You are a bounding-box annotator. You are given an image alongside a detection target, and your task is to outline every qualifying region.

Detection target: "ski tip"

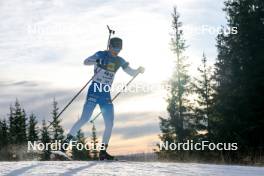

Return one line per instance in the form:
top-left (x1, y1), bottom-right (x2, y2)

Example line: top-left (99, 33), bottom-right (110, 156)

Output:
top-left (50, 151), bottom-right (72, 161)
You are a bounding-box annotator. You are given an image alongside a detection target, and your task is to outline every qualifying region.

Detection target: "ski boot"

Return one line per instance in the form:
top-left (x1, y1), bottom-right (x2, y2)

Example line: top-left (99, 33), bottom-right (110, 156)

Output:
top-left (99, 144), bottom-right (115, 160)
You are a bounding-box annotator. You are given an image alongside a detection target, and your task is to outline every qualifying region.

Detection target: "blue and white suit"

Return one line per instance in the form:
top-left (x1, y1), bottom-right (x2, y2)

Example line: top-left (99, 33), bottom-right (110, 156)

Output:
top-left (69, 50), bottom-right (139, 144)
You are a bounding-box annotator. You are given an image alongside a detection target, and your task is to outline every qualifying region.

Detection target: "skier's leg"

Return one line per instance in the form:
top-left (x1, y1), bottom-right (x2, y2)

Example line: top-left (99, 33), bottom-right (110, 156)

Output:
top-left (99, 102), bottom-right (114, 145)
top-left (98, 101), bottom-right (115, 160)
top-left (68, 99), bottom-right (96, 136)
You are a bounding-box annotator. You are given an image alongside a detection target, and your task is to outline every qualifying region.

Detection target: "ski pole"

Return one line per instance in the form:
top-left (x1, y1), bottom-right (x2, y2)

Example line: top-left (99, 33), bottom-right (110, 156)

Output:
top-left (47, 76), bottom-right (95, 129)
top-left (89, 72), bottom-right (141, 123)
top-left (47, 25), bottom-right (115, 129)
top-left (107, 25), bottom-right (115, 49)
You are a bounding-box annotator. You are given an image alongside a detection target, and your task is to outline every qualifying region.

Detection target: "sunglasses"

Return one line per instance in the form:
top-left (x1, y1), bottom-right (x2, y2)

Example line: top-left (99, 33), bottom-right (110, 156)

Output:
top-left (112, 47), bottom-right (121, 53)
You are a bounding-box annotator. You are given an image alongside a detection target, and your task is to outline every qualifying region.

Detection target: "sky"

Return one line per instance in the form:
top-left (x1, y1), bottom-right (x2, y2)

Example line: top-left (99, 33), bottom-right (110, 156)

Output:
top-left (0, 0), bottom-right (226, 154)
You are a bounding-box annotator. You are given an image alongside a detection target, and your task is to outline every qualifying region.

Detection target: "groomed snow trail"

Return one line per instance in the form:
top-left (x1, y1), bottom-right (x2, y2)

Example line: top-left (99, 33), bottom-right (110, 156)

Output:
top-left (0, 161), bottom-right (263, 176)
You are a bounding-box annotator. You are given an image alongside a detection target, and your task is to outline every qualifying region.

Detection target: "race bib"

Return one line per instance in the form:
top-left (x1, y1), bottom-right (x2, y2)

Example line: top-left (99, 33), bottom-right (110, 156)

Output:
top-left (93, 68), bottom-right (115, 85)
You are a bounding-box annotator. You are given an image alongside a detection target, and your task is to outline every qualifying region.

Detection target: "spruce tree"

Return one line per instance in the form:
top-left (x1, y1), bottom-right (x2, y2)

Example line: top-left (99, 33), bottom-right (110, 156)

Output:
top-left (8, 100), bottom-right (27, 144)
top-left (91, 123), bottom-right (98, 160)
top-left (1, 120), bottom-right (8, 147)
top-left (158, 7), bottom-right (194, 161)
top-left (193, 53), bottom-right (214, 133)
top-left (8, 106), bottom-right (16, 144)
top-left (28, 113), bottom-right (39, 142)
top-left (213, 0), bottom-right (264, 160)
top-left (0, 120), bottom-right (3, 148)
top-left (50, 99), bottom-right (64, 143)
top-left (19, 109), bottom-right (27, 143)
top-left (0, 120), bottom-right (4, 149)
top-left (157, 116), bottom-right (175, 159)
top-left (159, 7), bottom-right (193, 145)
top-left (72, 130), bottom-right (91, 160)
top-left (0, 119), bottom-right (9, 160)
top-left (40, 120), bottom-right (51, 160)
top-left (169, 7), bottom-right (193, 141)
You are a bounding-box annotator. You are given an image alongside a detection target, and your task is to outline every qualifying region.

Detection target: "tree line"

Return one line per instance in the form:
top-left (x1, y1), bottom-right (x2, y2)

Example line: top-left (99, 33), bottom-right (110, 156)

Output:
top-left (158, 0), bottom-right (264, 164)
top-left (0, 99), bottom-right (99, 161)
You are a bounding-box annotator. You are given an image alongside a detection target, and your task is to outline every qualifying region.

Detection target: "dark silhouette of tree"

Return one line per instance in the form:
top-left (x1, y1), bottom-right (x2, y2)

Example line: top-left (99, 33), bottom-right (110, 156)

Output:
top-left (28, 113), bottom-right (39, 142)
top-left (159, 7), bottom-right (193, 145)
top-left (0, 119), bottom-right (9, 160)
top-left (212, 0), bottom-right (264, 161)
top-left (40, 120), bottom-right (51, 160)
top-left (168, 6), bottom-right (193, 142)
top-left (50, 99), bottom-right (64, 144)
top-left (158, 7), bottom-right (194, 160)
top-left (91, 123), bottom-right (99, 160)
top-left (8, 106), bottom-right (15, 144)
top-left (0, 119), bottom-right (9, 149)
top-left (72, 130), bottom-right (91, 160)
top-left (8, 100), bottom-right (27, 144)
top-left (193, 53), bottom-right (214, 133)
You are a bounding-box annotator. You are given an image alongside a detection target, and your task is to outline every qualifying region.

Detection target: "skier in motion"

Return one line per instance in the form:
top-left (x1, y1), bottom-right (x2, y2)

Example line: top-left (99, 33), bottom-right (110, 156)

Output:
top-left (67, 37), bottom-right (144, 160)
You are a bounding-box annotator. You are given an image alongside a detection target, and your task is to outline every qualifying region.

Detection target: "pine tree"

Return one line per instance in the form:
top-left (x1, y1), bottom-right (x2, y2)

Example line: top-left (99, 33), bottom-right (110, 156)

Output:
top-left (72, 130), bottom-right (91, 160)
top-left (40, 120), bottom-right (51, 160)
top-left (193, 53), bottom-right (214, 133)
top-left (91, 123), bottom-right (98, 160)
top-left (28, 113), bottom-right (39, 142)
top-left (50, 99), bottom-right (64, 144)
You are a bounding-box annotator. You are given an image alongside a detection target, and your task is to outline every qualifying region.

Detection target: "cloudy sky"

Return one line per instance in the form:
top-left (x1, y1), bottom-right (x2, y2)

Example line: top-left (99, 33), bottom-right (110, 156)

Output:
top-left (0, 0), bottom-right (226, 154)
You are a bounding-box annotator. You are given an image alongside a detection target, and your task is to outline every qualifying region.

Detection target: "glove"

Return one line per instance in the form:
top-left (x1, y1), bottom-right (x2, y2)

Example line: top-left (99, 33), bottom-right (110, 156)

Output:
top-left (137, 66), bottom-right (145, 74)
top-left (96, 58), bottom-right (107, 66)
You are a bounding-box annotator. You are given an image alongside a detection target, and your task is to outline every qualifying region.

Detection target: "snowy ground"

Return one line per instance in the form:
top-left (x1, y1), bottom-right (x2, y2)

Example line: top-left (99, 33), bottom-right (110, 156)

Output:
top-left (0, 161), bottom-right (263, 176)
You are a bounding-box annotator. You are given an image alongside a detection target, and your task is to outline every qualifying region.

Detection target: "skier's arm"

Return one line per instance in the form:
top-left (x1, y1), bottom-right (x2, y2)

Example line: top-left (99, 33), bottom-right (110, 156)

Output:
top-left (83, 54), bottom-right (98, 65)
top-left (120, 57), bottom-right (145, 76)
top-left (123, 66), bottom-right (140, 77)
top-left (84, 51), bottom-right (107, 65)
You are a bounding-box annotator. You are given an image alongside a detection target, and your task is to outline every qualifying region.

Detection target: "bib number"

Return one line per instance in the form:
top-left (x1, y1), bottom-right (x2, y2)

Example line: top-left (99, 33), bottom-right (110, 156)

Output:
top-left (93, 68), bottom-right (115, 85)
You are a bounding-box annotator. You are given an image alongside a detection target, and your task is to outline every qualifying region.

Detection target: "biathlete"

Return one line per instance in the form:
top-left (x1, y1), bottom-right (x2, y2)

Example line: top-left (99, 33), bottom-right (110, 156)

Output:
top-left (67, 37), bottom-right (145, 160)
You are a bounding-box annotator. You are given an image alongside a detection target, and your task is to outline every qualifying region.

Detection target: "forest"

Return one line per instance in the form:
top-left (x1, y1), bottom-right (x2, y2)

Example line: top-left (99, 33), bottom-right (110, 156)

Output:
top-left (0, 99), bottom-right (99, 161)
top-left (157, 0), bottom-right (264, 164)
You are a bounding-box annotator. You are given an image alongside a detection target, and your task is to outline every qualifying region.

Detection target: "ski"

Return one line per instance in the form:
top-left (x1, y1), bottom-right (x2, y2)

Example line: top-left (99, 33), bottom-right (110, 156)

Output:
top-left (50, 151), bottom-right (72, 161)
top-left (98, 159), bottom-right (128, 162)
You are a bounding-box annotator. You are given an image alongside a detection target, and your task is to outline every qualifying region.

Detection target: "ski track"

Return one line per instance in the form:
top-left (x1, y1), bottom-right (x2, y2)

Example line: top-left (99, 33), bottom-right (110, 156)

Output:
top-left (0, 161), bottom-right (263, 176)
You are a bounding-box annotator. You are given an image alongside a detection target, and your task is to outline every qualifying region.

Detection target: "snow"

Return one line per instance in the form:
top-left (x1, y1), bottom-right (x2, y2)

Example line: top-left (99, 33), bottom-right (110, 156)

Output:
top-left (0, 161), bottom-right (263, 176)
